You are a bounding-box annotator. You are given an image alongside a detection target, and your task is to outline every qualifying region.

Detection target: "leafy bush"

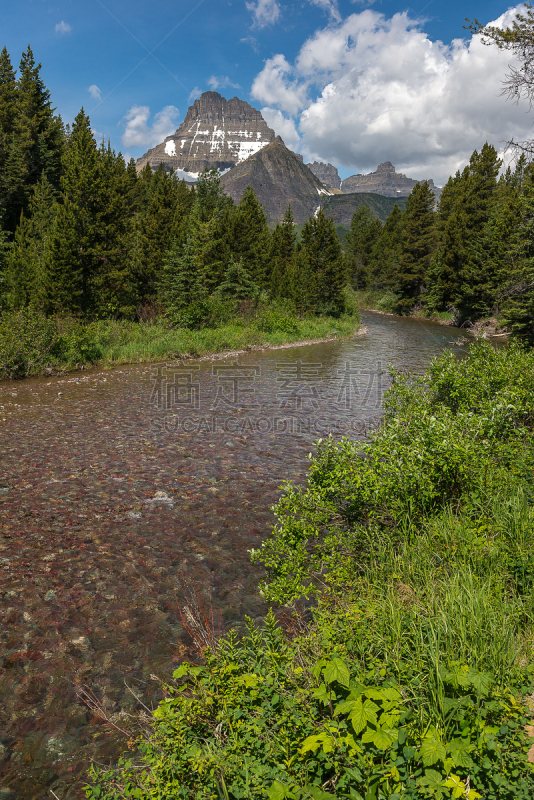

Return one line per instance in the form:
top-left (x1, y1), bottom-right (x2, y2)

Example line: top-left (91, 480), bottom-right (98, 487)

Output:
top-left (0, 311), bottom-right (102, 378)
top-left (255, 308), bottom-right (300, 335)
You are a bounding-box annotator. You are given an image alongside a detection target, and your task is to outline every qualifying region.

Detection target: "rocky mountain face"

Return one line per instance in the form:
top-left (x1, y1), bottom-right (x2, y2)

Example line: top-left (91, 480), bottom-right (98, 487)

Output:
top-left (341, 161), bottom-right (440, 200)
top-left (307, 161), bottom-right (341, 190)
top-left (136, 92), bottom-right (276, 177)
top-left (220, 137), bottom-right (331, 224)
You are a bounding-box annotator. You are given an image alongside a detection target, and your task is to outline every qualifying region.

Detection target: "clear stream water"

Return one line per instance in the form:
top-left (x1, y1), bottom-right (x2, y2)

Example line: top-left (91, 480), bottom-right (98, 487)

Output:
top-left (0, 312), bottom-right (471, 800)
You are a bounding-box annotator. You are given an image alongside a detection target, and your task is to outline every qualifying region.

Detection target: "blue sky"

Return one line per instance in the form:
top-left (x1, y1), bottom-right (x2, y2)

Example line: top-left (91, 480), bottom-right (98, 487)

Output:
top-left (3, 1), bottom-right (531, 184)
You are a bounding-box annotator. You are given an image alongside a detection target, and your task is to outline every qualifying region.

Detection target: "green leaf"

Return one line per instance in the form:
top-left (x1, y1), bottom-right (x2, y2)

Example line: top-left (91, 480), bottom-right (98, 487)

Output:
top-left (419, 738), bottom-right (447, 766)
top-left (418, 769), bottom-right (445, 789)
top-left (267, 780), bottom-right (293, 800)
top-left (447, 738), bottom-right (474, 768)
top-left (362, 727), bottom-right (397, 749)
top-left (312, 683), bottom-right (331, 705)
top-left (323, 658), bottom-right (350, 688)
top-left (350, 697), bottom-right (379, 734)
top-left (468, 669), bottom-right (493, 696)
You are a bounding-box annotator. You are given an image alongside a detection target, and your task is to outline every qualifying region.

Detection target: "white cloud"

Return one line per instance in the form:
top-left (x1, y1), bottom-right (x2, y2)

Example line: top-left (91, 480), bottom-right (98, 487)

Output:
top-left (246, 0), bottom-right (281, 28)
top-left (88, 85), bottom-right (101, 101)
top-left (250, 5), bottom-right (534, 185)
top-left (261, 107), bottom-right (301, 150)
top-left (188, 86), bottom-right (202, 103)
top-left (208, 75), bottom-right (242, 91)
top-left (55, 20), bottom-right (72, 35)
top-left (308, 0), bottom-right (341, 23)
top-left (121, 105), bottom-right (180, 149)
top-left (241, 36), bottom-right (259, 53)
top-left (251, 54), bottom-right (308, 115)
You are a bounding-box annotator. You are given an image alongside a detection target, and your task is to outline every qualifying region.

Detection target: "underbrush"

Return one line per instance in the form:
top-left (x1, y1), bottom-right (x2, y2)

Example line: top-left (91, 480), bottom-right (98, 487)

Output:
top-left (86, 341), bottom-right (534, 800)
top-left (0, 302), bottom-right (360, 379)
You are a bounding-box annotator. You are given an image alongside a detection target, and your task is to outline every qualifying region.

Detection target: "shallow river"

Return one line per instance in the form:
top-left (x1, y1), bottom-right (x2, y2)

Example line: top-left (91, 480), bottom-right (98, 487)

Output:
top-left (0, 312), bottom-right (469, 800)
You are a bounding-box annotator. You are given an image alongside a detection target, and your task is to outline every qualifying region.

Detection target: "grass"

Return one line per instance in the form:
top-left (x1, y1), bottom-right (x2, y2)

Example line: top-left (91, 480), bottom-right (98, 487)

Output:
top-left (352, 289), bottom-right (455, 324)
top-left (0, 307), bottom-right (360, 380)
top-left (90, 313), bottom-right (360, 366)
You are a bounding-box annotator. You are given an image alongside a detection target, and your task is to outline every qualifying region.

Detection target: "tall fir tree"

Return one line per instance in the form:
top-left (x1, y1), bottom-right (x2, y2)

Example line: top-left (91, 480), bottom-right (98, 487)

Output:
top-left (0, 47), bottom-right (17, 204)
top-left (346, 206), bottom-right (382, 289)
top-left (270, 204), bottom-right (296, 299)
top-left (5, 174), bottom-right (58, 310)
top-left (396, 181), bottom-right (437, 312)
top-left (301, 209), bottom-right (345, 315)
top-left (228, 186), bottom-right (270, 287)
top-left (134, 164), bottom-right (178, 303)
top-left (367, 203), bottom-right (403, 291)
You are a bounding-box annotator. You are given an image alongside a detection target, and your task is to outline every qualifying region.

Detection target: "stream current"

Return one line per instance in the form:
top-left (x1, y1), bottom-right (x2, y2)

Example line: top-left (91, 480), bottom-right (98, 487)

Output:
top-left (0, 311), bottom-right (470, 799)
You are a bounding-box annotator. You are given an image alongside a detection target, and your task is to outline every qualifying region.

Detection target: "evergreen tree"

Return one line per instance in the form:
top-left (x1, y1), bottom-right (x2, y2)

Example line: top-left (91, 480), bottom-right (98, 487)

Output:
top-left (5, 174), bottom-right (57, 310)
top-left (500, 166), bottom-right (534, 342)
top-left (367, 203), bottom-right (403, 290)
top-left (2, 46), bottom-right (64, 231)
top-left (270, 205), bottom-right (296, 299)
top-left (428, 169), bottom-right (469, 311)
top-left (301, 209), bottom-right (345, 315)
top-left (457, 144), bottom-right (502, 319)
top-left (287, 244), bottom-right (314, 315)
top-left (0, 47), bottom-right (17, 180)
top-left (186, 167), bottom-right (233, 292)
top-left (346, 206), bottom-right (382, 289)
top-left (134, 164), bottom-right (178, 302)
top-left (396, 181), bottom-right (437, 312)
top-left (228, 186), bottom-right (270, 287)
top-left (217, 257), bottom-right (257, 300)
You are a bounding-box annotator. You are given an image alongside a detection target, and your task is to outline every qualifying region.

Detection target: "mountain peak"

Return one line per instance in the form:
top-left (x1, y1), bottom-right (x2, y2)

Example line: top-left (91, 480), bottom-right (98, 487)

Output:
top-left (136, 91), bottom-right (276, 177)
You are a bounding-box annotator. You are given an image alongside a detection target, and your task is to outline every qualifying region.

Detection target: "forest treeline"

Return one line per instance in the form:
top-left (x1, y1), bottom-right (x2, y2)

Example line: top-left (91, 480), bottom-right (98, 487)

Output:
top-left (0, 46), bottom-right (347, 327)
top-left (347, 144), bottom-right (534, 340)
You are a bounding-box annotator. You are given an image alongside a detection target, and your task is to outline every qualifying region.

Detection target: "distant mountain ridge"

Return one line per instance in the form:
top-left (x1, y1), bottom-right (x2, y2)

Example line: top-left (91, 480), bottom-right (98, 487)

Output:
top-left (137, 92), bottom-right (441, 220)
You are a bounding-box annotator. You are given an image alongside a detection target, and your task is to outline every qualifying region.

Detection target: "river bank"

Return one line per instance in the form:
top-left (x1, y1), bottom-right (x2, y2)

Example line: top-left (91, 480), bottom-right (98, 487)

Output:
top-left (352, 290), bottom-right (511, 336)
top-left (89, 339), bottom-right (534, 800)
top-left (0, 312), bottom-right (476, 800)
top-left (0, 309), bottom-right (361, 381)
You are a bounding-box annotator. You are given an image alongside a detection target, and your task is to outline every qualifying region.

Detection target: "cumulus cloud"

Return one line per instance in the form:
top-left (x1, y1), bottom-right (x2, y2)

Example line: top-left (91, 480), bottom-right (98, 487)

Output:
top-left (250, 5), bottom-right (533, 185)
top-left (246, 0), bottom-right (281, 28)
top-left (251, 54), bottom-right (308, 115)
top-left (261, 107), bottom-right (301, 150)
top-left (88, 85), bottom-right (101, 101)
top-left (208, 75), bottom-right (242, 91)
top-left (55, 21), bottom-right (72, 35)
top-left (308, 0), bottom-right (341, 23)
top-left (121, 105), bottom-right (180, 149)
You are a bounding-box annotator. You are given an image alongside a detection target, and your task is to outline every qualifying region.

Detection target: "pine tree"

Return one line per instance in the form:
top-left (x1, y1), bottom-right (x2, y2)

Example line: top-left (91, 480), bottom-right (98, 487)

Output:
top-left (346, 206), bottom-right (382, 289)
top-left (301, 209), bottom-right (345, 315)
top-left (228, 186), bottom-right (270, 287)
top-left (217, 257), bottom-right (257, 300)
top-left (396, 181), bottom-right (437, 312)
top-left (500, 165), bottom-right (534, 341)
top-left (457, 143), bottom-right (502, 320)
top-left (367, 203), bottom-right (403, 290)
top-left (287, 244), bottom-right (314, 315)
top-left (186, 167), bottom-right (233, 292)
top-left (5, 174), bottom-right (58, 310)
top-left (0, 47), bottom-right (17, 177)
top-left (134, 164), bottom-right (178, 302)
top-left (428, 169), bottom-right (469, 311)
top-left (270, 205), bottom-right (296, 299)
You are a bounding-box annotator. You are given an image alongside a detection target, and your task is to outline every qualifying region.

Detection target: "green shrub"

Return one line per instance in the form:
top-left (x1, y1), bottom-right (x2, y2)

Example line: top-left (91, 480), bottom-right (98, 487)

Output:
top-left (0, 310), bottom-right (60, 378)
top-left (255, 308), bottom-right (300, 335)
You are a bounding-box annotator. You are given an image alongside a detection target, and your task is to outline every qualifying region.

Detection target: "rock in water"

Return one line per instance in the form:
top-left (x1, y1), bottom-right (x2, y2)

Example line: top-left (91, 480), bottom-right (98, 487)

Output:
top-left (136, 91), bottom-right (276, 177)
top-left (220, 137), bottom-right (332, 224)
